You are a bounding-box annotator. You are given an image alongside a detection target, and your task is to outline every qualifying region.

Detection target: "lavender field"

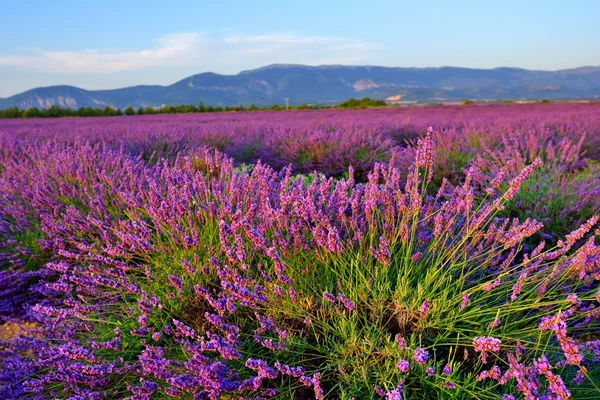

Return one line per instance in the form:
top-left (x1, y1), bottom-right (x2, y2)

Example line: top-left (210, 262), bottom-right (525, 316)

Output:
top-left (1, 103), bottom-right (600, 399)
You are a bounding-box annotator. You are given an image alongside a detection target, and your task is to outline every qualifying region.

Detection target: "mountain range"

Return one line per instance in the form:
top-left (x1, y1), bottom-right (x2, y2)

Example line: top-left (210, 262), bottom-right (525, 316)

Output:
top-left (2, 64), bottom-right (600, 109)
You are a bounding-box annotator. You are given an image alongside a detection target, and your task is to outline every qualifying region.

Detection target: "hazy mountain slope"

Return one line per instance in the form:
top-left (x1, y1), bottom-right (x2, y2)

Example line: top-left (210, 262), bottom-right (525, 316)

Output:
top-left (3, 65), bottom-right (600, 109)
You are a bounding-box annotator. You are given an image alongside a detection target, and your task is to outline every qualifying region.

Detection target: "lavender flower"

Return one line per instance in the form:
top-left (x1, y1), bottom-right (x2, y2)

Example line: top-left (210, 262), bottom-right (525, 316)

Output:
top-left (460, 292), bottom-right (470, 310)
top-left (168, 275), bottom-right (184, 293)
top-left (419, 300), bottom-right (429, 317)
top-left (413, 347), bottom-right (429, 365)
top-left (323, 291), bottom-right (336, 303)
top-left (473, 337), bottom-right (502, 364)
top-left (337, 293), bottom-right (355, 311)
top-left (443, 363), bottom-right (452, 376)
top-left (444, 381), bottom-right (456, 389)
top-left (395, 334), bottom-right (406, 350)
top-left (396, 359), bottom-right (410, 373)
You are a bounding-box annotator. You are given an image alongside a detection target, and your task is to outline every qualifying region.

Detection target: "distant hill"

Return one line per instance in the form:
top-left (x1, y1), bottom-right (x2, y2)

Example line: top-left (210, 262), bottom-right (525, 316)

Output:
top-left (2, 64), bottom-right (600, 109)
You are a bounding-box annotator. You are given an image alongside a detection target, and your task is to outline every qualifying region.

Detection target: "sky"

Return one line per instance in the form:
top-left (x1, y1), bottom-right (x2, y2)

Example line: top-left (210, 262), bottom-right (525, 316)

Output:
top-left (1, 0), bottom-right (599, 97)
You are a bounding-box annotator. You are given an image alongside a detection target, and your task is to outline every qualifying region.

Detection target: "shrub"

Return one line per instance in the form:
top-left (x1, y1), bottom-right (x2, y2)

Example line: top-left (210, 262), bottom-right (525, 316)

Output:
top-left (2, 105), bottom-right (600, 399)
top-left (1, 133), bottom-right (598, 399)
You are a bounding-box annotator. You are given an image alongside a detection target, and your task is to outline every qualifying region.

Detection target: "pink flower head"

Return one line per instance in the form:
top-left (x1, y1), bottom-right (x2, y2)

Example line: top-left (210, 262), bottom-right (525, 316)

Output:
top-left (488, 318), bottom-right (501, 329)
top-left (473, 336), bottom-right (501, 364)
top-left (395, 334), bottom-right (406, 350)
top-left (323, 291), bottom-right (336, 303)
top-left (443, 363), bottom-right (452, 376)
top-left (414, 347), bottom-right (429, 365)
top-left (396, 359), bottom-right (410, 373)
top-left (337, 293), bottom-right (355, 311)
top-left (460, 292), bottom-right (470, 310)
top-left (420, 300), bottom-right (430, 317)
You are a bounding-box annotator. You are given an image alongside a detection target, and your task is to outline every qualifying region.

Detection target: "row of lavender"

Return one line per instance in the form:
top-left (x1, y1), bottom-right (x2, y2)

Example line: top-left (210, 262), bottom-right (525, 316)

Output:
top-left (2, 103), bottom-right (599, 180)
top-left (0, 104), bottom-right (599, 398)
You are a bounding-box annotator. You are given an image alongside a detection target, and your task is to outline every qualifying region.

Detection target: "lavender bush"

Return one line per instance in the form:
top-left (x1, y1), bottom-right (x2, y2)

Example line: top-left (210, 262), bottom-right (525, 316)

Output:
top-left (1, 103), bottom-right (599, 399)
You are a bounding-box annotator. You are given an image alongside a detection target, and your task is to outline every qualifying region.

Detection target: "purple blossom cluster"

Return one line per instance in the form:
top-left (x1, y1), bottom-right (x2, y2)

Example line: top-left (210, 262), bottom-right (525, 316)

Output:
top-left (473, 336), bottom-right (502, 364)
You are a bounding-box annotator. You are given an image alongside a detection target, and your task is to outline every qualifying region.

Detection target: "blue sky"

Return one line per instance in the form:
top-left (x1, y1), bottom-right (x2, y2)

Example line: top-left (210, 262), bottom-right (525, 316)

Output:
top-left (1, 0), bottom-right (599, 97)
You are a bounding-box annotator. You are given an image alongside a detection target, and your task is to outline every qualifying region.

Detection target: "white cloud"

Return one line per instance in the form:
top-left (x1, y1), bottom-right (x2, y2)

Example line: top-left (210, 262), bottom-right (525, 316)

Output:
top-left (0, 33), bottom-right (205, 73)
top-left (0, 32), bottom-right (384, 74)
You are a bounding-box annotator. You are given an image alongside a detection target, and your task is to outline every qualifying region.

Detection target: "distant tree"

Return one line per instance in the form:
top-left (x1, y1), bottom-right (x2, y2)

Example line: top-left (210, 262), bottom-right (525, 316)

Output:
top-left (338, 97), bottom-right (386, 109)
top-left (505, 100), bottom-right (515, 104)
top-left (2, 96), bottom-right (396, 119)
top-left (76, 106), bottom-right (92, 117)
top-left (539, 99), bottom-right (551, 104)
top-left (340, 98), bottom-right (357, 108)
top-left (1, 106), bottom-right (22, 118)
top-left (104, 106), bottom-right (117, 116)
top-left (463, 99), bottom-right (475, 105)
top-left (62, 107), bottom-right (75, 117)
top-left (22, 107), bottom-right (41, 118)
top-left (43, 105), bottom-right (63, 118)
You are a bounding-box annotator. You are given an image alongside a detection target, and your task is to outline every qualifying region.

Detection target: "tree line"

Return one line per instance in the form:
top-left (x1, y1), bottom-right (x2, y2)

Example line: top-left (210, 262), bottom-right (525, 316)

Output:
top-left (0, 98), bottom-right (388, 119)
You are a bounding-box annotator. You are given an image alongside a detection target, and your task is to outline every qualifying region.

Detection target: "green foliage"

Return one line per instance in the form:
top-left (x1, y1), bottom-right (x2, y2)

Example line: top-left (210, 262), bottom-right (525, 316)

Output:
top-left (0, 99), bottom-right (360, 118)
top-left (104, 106), bottom-right (118, 116)
top-left (22, 107), bottom-right (41, 118)
top-left (1, 106), bottom-right (22, 118)
top-left (43, 104), bottom-right (66, 118)
top-left (339, 97), bottom-right (387, 109)
top-left (76, 106), bottom-right (96, 117)
top-left (463, 99), bottom-right (475, 105)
